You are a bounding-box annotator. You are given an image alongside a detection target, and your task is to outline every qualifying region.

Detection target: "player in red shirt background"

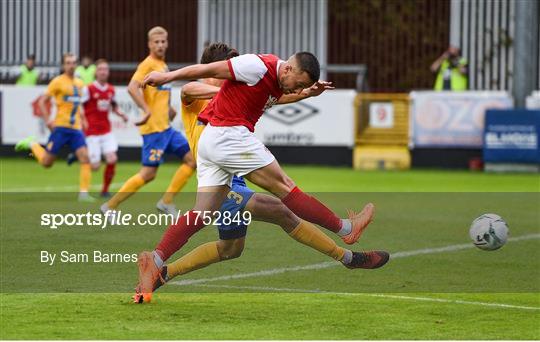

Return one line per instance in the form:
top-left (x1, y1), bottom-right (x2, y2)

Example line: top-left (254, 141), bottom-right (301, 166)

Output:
top-left (81, 59), bottom-right (128, 197)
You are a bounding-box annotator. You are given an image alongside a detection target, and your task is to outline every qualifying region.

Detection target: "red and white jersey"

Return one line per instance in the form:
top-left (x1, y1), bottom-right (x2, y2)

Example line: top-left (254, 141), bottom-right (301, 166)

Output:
top-left (82, 81), bottom-right (116, 136)
top-left (198, 54), bottom-right (284, 132)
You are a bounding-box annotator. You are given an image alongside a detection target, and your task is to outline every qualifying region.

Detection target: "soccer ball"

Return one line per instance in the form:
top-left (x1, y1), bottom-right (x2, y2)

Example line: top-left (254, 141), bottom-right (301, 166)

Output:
top-left (469, 213), bottom-right (509, 251)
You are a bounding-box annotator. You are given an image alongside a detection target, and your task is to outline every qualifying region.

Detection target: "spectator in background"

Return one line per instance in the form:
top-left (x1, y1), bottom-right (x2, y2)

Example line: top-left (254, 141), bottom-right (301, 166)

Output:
top-left (75, 55), bottom-right (96, 85)
top-left (15, 54), bottom-right (39, 86)
top-left (431, 46), bottom-right (468, 91)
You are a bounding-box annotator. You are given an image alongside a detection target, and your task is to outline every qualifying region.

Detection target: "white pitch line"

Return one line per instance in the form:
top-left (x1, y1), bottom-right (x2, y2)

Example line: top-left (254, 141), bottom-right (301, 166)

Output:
top-left (170, 233), bottom-right (540, 286)
top-left (2, 182), bottom-right (123, 192)
top-left (193, 284), bottom-right (540, 311)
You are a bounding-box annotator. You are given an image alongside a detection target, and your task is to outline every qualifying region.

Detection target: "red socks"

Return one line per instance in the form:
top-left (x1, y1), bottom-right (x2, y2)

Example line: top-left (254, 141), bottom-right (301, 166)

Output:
top-left (154, 211), bottom-right (206, 261)
top-left (153, 188), bottom-right (342, 262)
top-left (102, 163), bottom-right (115, 194)
top-left (281, 186), bottom-right (342, 233)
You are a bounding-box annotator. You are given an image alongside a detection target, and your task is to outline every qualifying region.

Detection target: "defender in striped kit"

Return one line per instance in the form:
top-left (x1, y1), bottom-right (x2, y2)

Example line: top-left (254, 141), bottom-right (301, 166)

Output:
top-left (15, 53), bottom-right (94, 202)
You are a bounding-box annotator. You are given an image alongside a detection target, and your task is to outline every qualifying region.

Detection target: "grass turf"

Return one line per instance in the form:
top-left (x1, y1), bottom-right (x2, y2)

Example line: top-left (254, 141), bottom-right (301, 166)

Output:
top-left (1, 158), bottom-right (539, 339)
top-left (2, 293), bottom-right (539, 340)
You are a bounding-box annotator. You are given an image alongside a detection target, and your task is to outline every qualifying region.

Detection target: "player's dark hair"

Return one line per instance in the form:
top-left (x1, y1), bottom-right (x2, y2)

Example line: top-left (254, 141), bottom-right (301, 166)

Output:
top-left (294, 52), bottom-right (320, 84)
top-left (200, 43), bottom-right (239, 64)
top-left (27, 54), bottom-right (35, 61)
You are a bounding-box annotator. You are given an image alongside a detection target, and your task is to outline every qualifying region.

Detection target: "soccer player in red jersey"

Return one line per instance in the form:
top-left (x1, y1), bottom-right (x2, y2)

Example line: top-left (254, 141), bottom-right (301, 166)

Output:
top-left (131, 44), bottom-right (389, 303)
top-left (81, 59), bottom-right (128, 197)
top-left (136, 51), bottom-right (387, 299)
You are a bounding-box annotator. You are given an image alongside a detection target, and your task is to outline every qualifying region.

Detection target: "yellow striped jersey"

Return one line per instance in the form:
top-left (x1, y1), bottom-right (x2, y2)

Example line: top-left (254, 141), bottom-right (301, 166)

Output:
top-left (45, 74), bottom-right (84, 129)
top-left (131, 56), bottom-right (171, 135)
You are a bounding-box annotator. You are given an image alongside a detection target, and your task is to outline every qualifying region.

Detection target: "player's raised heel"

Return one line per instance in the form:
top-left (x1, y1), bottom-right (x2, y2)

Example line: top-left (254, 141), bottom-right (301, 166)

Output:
top-left (345, 251), bottom-right (389, 269)
top-left (341, 203), bottom-right (375, 245)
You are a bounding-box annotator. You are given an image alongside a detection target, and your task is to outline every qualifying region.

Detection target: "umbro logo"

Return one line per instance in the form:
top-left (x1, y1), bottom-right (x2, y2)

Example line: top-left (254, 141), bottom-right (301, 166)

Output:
top-left (264, 102), bottom-right (319, 125)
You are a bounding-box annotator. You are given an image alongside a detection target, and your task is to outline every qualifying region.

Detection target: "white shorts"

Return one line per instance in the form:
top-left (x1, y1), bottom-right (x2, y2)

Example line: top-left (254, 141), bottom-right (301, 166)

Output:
top-left (197, 124), bottom-right (275, 187)
top-left (86, 132), bottom-right (118, 164)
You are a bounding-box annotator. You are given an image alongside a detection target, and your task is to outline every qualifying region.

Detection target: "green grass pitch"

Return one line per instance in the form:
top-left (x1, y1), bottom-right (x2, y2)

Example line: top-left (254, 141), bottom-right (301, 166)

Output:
top-left (1, 158), bottom-right (539, 339)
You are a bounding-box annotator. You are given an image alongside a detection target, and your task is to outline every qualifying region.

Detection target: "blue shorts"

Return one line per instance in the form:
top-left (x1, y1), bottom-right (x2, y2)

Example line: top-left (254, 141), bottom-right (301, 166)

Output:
top-left (141, 127), bottom-right (190, 167)
top-left (46, 127), bottom-right (86, 155)
top-left (217, 176), bottom-right (255, 240)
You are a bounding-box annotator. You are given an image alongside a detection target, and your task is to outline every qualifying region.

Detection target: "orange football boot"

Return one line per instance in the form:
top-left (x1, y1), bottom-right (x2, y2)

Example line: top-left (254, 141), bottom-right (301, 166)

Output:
top-left (134, 251), bottom-right (164, 303)
top-left (341, 203), bottom-right (375, 245)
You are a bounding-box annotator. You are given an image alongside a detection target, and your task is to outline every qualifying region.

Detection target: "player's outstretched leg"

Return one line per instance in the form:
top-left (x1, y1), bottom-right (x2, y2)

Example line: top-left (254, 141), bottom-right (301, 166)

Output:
top-left (134, 194), bottom-right (388, 303)
top-left (291, 220), bottom-right (388, 268)
top-left (75, 146), bottom-right (95, 203)
top-left (101, 152), bottom-right (118, 197)
top-left (157, 143), bottom-right (196, 216)
top-left (246, 160), bottom-right (375, 245)
top-left (101, 163), bottom-right (115, 197)
top-left (101, 166), bottom-right (156, 213)
top-left (133, 238), bottom-right (243, 303)
top-left (135, 186), bottom-right (230, 300)
top-left (15, 136), bottom-right (54, 167)
top-left (157, 163), bottom-right (195, 215)
top-left (246, 193), bottom-right (388, 268)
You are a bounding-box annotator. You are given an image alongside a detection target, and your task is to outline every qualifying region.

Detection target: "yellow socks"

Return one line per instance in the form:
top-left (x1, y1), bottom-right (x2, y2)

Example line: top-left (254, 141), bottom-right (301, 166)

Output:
top-left (289, 220), bottom-right (346, 261)
top-left (164, 222), bottom-right (348, 281)
top-left (79, 163), bottom-right (92, 192)
top-left (30, 143), bottom-right (46, 164)
top-left (107, 174), bottom-right (146, 209)
top-left (161, 164), bottom-right (195, 204)
top-left (166, 241), bottom-right (220, 279)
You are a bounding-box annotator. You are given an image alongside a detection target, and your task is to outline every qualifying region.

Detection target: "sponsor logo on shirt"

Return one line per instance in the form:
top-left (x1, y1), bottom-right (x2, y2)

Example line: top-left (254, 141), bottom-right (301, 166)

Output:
top-left (157, 83), bottom-right (172, 91)
top-left (63, 95), bottom-right (82, 103)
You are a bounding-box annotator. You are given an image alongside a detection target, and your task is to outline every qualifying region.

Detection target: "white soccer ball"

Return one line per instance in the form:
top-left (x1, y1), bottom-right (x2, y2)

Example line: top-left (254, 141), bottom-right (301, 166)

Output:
top-left (469, 213), bottom-right (509, 251)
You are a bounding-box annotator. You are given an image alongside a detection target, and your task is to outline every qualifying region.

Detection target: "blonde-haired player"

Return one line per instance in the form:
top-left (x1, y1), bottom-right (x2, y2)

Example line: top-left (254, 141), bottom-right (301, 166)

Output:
top-left (101, 26), bottom-right (196, 215)
top-left (15, 53), bottom-right (93, 202)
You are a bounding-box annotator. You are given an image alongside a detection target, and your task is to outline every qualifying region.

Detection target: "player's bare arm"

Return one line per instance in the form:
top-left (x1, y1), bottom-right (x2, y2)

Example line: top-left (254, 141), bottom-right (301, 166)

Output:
top-left (142, 61), bottom-right (232, 88)
top-left (127, 79), bottom-right (152, 126)
top-left (111, 101), bottom-right (129, 122)
top-left (277, 80), bottom-right (335, 104)
top-left (79, 105), bottom-right (89, 131)
top-left (38, 94), bottom-right (54, 130)
top-left (181, 81), bottom-right (221, 104)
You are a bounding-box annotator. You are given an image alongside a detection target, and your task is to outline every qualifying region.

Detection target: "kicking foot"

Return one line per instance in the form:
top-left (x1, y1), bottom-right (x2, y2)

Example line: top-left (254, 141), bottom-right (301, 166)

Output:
top-left (341, 203), bottom-right (375, 245)
top-left (135, 251), bottom-right (164, 303)
top-left (78, 192), bottom-right (96, 203)
top-left (133, 266), bottom-right (167, 304)
top-left (156, 199), bottom-right (179, 217)
top-left (14, 136), bottom-right (35, 152)
top-left (345, 251), bottom-right (389, 269)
